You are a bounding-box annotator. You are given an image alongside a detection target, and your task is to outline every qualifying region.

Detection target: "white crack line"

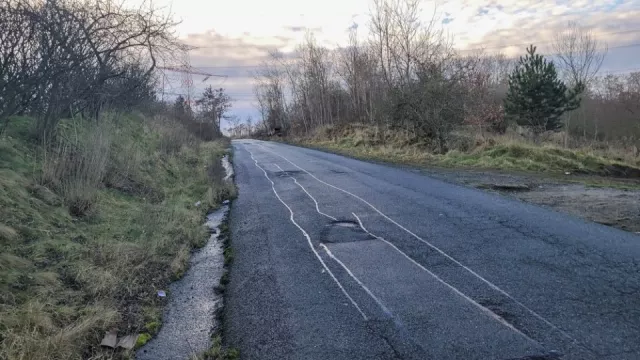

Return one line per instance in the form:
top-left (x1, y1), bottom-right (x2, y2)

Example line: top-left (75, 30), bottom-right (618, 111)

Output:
top-left (273, 163), bottom-right (337, 221)
top-left (351, 212), bottom-right (534, 342)
top-left (274, 163), bottom-right (402, 323)
top-left (245, 146), bottom-right (367, 320)
top-left (270, 158), bottom-right (532, 341)
top-left (255, 141), bottom-right (579, 345)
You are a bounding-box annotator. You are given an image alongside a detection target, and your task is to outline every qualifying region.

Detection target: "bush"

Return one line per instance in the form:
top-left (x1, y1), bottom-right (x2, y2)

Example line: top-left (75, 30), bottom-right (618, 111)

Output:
top-left (41, 121), bottom-right (111, 216)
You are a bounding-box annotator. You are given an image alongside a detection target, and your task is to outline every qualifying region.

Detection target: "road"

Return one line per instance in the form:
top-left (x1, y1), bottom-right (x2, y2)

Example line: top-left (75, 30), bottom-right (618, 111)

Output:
top-left (224, 140), bottom-right (640, 360)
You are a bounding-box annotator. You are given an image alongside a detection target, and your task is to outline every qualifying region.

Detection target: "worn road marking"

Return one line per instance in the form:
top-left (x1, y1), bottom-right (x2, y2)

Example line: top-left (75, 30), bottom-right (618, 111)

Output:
top-left (246, 146), bottom-right (367, 320)
top-left (271, 155), bottom-right (532, 340)
top-left (256, 141), bottom-right (579, 345)
top-left (320, 244), bottom-right (393, 317)
top-left (351, 213), bottom-right (534, 341)
top-left (274, 163), bottom-right (337, 221)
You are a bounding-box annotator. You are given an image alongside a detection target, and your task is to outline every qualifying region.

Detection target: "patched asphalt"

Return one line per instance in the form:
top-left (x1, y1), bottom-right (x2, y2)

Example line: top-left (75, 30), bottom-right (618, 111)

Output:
top-left (224, 140), bottom-right (640, 360)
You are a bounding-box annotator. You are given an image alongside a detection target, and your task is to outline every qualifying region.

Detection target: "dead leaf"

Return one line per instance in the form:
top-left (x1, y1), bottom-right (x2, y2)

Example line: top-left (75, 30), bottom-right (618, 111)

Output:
top-left (100, 329), bottom-right (118, 348)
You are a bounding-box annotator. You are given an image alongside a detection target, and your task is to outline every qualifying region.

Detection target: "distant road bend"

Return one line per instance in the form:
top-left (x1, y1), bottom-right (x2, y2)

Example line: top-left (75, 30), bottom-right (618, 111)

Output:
top-left (225, 139), bottom-right (640, 360)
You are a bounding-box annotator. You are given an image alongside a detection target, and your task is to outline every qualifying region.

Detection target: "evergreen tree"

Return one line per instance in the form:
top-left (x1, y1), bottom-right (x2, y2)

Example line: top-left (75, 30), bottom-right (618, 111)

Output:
top-left (504, 45), bottom-right (584, 134)
top-left (196, 86), bottom-right (232, 131)
top-left (173, 95), bottom-right (192, 120)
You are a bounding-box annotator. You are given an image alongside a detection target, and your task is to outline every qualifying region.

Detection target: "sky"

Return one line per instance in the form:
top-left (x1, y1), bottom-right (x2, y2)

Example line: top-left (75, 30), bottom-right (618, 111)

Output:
top-left (140, 0), bottom-right (640, 127)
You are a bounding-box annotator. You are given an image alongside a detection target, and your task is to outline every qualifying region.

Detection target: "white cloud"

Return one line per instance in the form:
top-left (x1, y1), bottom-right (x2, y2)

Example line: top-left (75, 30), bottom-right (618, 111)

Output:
top-left (146, 0), bottom-right (640, 121)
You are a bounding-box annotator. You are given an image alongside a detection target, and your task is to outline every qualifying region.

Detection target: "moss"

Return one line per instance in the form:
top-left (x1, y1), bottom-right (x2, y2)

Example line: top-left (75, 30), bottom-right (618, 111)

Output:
top-left (136, 333), bottom-right (153, 348)
top-left (144, 321), bottom-right (162, 334)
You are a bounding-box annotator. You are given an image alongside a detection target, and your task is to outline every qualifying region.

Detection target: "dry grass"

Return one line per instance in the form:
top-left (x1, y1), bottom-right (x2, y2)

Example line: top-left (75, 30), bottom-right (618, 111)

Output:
top-left (294, 123), bottom-right (640, 178)
top-left (0, 114), bottom-right (233, 360)
top-left (41, 121), bottom-right (111, 216)
top-left (0, 223), bottom-right (18, 241)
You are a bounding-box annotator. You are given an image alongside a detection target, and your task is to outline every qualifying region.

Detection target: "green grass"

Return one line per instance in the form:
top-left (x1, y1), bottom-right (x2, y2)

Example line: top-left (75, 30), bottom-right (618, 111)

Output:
top-left (0, 115), bottom-right (231, 359)
top-left (192, 335), bottom-right (239, 360)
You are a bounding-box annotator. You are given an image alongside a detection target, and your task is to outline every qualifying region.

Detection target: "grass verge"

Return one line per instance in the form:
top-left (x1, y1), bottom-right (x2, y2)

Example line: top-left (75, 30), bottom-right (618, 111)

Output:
top-left (289, 124), bottom-right (640, 180)
top-left (0, 114), bottom-right (232, 359)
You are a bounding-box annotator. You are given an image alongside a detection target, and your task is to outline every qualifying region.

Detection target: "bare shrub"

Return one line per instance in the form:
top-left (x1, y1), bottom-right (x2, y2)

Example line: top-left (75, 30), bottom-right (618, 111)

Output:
top-left (151, 115), bottom-right (200, 155)
top-left (41, 122), bottom-right (111, 216)
top-left (0, 0), bottom-right (181, 136)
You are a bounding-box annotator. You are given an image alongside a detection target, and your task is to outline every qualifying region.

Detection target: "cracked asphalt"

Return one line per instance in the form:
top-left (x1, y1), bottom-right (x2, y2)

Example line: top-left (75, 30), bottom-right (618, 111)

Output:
top-left (224, 140), bottom-right (640, 360)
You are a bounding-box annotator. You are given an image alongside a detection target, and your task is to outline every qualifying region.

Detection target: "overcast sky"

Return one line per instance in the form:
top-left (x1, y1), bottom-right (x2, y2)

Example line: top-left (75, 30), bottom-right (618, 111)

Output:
top-left (142, 0), bottom-right (640, 127)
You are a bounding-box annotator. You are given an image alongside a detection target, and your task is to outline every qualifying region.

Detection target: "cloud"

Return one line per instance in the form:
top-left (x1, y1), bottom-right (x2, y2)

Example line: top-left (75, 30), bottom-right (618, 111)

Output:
top-left (452, 1), bottom-right (640, 55)
top-left (161, 0), bottom-right (640, 123)
top-left (284, 26), bottom-right (323, 33)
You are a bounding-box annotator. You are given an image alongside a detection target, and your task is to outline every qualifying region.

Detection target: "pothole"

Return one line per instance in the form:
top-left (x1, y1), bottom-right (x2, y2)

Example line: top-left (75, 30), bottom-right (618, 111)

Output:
top-left (477, 298), bottom-right (518, 326)
top-left (274, 170), bottom-right (304, 177)
top-left (320, 220), bottom-right (376, 244)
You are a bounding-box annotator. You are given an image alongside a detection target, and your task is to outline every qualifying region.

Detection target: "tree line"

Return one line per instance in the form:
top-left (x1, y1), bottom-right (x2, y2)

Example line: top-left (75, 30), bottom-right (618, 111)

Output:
top-left (249, 0), bottom-right (638, 151)
top-left (0, 0), bottom-right (235, 140)
top-left (0, 0), bottom-right (187, 136)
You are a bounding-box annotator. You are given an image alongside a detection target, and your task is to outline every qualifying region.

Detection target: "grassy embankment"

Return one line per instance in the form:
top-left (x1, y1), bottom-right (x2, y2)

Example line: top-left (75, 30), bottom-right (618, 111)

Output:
top-left (290, 124), bottom-right (640, 181)
top-left (0, 114), bottom-right (235, 359)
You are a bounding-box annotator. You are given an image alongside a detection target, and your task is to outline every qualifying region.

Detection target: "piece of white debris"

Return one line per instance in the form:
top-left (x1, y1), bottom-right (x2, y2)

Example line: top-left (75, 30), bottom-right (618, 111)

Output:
top-left (565, 172), bottom-right (571, 175)
top-left (100, 329), bottom-right (118, 348)
top-left (223, 200), bottom-right (230, 205)
top-left (157, 290), bottom-right (166, 297)
top-left (195, 201), bottom-right (202, 207)
top-left (116, 334), bottom-right (139, 349)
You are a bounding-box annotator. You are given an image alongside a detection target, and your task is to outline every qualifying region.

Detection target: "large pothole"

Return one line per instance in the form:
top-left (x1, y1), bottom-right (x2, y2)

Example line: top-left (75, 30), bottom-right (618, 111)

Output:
top-left (320, 220), bottom-right (377, 244)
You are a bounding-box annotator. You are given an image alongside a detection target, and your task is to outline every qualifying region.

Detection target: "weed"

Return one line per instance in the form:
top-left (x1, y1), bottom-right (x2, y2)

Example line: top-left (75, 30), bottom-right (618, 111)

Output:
top-left (192, 335), bottom-right (239, 360)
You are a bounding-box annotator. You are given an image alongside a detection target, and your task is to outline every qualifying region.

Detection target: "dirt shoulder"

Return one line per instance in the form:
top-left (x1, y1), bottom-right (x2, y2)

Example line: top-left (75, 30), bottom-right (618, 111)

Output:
top-left (418, 167), bottom-right (640, 234)
top-left (287, 140), bottom-right (640, 234)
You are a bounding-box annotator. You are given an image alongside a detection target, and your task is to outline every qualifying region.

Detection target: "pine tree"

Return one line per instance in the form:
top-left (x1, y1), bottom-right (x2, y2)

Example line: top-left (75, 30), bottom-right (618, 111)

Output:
top-left (504, 45), bottom-right (584, 134)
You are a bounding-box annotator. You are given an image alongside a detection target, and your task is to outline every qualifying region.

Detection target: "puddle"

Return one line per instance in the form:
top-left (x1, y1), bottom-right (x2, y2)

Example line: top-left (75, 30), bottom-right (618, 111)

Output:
top-left (222, 154), bottom-right (234, 182)
top-left (137, 155), bottom-right (233, 360)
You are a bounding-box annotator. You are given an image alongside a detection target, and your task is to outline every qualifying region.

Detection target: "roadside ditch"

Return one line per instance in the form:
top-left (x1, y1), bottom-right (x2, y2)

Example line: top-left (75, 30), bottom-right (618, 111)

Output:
top-left (137, 153), bottom-right (238, 360)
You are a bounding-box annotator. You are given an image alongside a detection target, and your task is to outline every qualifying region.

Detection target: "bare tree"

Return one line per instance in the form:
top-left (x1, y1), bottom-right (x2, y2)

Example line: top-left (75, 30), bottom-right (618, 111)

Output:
top-left (253, 52), bottom-right (289, 133)
top-left (553, 21), bottom-right (607, 143)
top-left (245, 115), bottom-right (254, 134)
top-left (553, 21), bottom-right (607, 87)
top-left (0, 0), bottom-right (180, 136)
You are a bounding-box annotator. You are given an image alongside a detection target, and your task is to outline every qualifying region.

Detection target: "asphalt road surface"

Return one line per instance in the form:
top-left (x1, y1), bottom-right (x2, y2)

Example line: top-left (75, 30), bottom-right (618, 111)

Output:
top-left (224, 140), bottom-right (640, 360)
